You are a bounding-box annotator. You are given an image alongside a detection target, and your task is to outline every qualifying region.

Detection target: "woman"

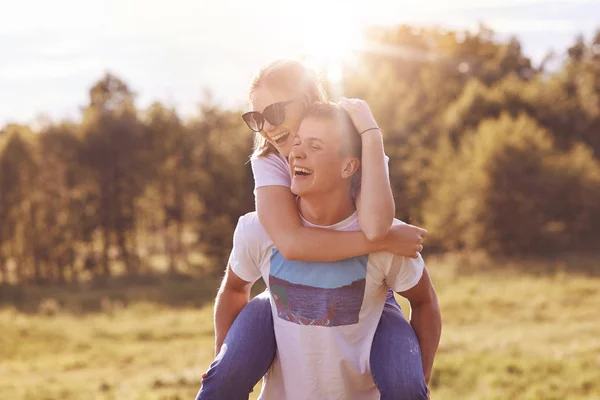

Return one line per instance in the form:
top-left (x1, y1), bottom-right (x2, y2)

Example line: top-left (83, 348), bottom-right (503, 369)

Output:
top-left (198, 59), bottom-right (429, 399)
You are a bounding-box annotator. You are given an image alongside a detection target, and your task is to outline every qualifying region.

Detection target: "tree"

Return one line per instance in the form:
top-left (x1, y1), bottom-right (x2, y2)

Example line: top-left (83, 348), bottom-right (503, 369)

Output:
top-left (343, 24), bottom-right (536, 222)
top-left (424, 113), bottom-right (600, 255)
top-left (187, 98), bottom-right (254, 268)
top-left (81, 73), bottom-right (147, 277)
top-left (142, 102), bottom-right (190, 274)
top-left (0, 125), bottom-right (38, 282)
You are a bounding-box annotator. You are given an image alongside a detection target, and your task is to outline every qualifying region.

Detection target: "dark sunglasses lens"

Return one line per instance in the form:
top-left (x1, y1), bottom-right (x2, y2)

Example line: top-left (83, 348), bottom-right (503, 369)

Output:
top-left (263, 102), bottom-right (286, 126)
top-left (242, 112), bottom-right (263, 132)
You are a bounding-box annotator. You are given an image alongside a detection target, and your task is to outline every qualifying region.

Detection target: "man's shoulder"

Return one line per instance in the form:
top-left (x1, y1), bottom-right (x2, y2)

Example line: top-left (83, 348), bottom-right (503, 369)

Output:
top-left (238, 211), bottom-right (260, 226)
top-left (237, 211), bottom-right (267, 233)
top-left (229, 212), bottom-right (273, 278)
top-left (236, 212), bottom-right (272, 245)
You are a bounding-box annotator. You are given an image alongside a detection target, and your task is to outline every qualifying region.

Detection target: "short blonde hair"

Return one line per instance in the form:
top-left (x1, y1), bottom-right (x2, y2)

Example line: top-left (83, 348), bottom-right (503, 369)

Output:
top-left (303, 102), bottom-right (362, 195)
top-left (304, 102), bottom-right (361, 158)
top-left (249, 59), bottom-right (328, 158)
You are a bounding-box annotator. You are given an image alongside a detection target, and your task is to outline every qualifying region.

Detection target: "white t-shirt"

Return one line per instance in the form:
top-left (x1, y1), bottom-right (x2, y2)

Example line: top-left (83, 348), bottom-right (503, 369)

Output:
top-left (229, 211), bottom-right (425, 400)
top-left (251, 152), bottom-right (391, 194)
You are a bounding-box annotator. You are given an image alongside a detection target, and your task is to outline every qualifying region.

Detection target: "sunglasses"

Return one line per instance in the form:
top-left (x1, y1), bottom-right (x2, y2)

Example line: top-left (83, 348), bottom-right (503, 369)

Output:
top-left (242, 99), bottom-right (297, 132)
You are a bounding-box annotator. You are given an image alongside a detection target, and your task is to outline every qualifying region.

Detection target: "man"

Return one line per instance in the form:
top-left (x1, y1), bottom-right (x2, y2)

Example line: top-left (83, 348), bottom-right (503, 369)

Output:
top-left (208, 103), bottom-right (441, 399)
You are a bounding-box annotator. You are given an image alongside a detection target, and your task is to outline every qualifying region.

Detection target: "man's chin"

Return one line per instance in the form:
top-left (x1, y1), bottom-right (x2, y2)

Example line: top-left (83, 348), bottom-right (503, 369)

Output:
top-left (290, 187), bottom-right (303, 197)
top-left (290, 184), bottom-right (308, 197)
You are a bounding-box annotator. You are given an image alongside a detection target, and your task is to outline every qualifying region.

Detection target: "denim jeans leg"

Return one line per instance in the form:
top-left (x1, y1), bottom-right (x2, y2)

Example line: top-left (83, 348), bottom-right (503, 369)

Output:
top-left (196, 291), bottom-right (275, 400)
top-left (370, 290), bottom-right (429, 400)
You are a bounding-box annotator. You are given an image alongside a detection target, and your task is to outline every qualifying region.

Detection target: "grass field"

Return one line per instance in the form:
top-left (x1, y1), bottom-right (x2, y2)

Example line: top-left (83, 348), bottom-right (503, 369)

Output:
top-left (1, 255), bottom-right (599, 399)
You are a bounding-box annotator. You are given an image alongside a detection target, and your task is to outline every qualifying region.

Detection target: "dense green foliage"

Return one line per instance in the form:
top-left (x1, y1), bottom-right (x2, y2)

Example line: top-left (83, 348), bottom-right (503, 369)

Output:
top-left (1, 25), bottom-right (599, 284)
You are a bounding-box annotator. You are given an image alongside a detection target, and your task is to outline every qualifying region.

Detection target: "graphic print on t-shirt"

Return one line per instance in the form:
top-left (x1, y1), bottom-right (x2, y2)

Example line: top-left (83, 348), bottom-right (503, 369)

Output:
top-left (269, 249), bottom-right (368, 327)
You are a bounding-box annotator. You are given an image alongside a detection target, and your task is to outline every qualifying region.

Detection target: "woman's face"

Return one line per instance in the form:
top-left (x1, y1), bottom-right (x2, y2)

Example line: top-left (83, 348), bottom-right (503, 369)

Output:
top-left (250, 84), bottom-right (305, 158)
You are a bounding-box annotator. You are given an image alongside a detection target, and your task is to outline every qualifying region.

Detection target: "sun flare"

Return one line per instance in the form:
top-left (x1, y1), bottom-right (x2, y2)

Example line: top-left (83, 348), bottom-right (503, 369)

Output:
top-left (299, 20), bottom-right (365, 84)
top-left (278, 4), bottom-right (367, 97)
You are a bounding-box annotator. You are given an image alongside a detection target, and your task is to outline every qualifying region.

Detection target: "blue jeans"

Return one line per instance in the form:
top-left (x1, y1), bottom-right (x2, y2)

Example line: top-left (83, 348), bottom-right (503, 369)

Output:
top-left (196, 290), bottom-right (428, 400)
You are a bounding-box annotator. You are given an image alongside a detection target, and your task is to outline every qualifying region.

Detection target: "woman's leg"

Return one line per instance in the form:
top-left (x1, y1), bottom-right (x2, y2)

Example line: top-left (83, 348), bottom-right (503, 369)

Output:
top-left (370, 290), bottom-right (429, 400)
top-left (196, 291), bottom-right (275, 400)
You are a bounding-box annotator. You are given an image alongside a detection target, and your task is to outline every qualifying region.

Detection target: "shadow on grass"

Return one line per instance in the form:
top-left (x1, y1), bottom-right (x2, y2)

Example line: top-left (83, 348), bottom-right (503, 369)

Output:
top-left (0, 271), bottom-right (267, 314)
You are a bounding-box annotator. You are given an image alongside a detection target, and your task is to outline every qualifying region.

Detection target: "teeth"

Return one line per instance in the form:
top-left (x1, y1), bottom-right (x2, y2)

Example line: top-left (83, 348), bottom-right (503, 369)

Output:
top-left (294, 167), bottom-right (312, 174)
top-left (271, 131), bottom-right (289, 141)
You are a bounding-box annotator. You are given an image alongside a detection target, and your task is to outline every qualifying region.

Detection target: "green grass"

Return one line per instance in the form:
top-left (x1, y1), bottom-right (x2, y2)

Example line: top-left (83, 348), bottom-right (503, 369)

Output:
top-left (1, 256), bottom-right (599, 399)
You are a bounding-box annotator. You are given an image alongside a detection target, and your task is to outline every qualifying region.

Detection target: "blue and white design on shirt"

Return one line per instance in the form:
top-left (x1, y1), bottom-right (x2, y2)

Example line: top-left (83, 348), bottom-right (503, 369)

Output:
top-left (269, 249), bottom-right (368, 327)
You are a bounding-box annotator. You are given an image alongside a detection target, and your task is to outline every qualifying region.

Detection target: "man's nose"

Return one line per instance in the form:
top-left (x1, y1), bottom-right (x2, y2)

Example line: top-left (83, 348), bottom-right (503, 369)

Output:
top-left (290, 142), bottom-right (306, 159)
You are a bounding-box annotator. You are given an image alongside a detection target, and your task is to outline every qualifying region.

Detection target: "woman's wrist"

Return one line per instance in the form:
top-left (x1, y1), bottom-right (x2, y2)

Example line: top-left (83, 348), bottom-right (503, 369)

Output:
top-left (359, 126), bottom-right (382, 136)
top-left (366, 233), bottom-right (388, 252)
top-left (361, 127), bottom-right (382, 137)
top-left (361, 128), bottom-right (384, 146)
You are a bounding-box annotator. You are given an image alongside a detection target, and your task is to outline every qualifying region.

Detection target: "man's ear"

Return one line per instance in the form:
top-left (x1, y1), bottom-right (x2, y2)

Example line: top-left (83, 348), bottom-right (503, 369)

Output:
top-left (341, 158), bottom-right (360, 179)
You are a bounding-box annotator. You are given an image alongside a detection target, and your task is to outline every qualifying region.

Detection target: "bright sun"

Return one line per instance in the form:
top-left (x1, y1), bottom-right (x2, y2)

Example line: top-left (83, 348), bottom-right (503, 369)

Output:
top-left (279, 4), bottom-right (367, 97)
top-left (300, 20), bottom-right (365, 83)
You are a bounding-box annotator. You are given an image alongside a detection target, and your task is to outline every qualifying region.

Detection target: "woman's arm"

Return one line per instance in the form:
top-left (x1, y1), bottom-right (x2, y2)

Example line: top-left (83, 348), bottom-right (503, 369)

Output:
top-left (340, 98), bottom-right (395, 240)
top-left (355, 130), bottom-right (394, 240)
top-left (252, 141), bottom-right (422, 262)
top-left (256, 186), bottom-right (386, 261)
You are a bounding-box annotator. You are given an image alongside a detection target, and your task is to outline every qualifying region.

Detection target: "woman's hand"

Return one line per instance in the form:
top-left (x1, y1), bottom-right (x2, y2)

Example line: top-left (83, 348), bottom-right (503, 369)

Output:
top-left (382, 223), bottom-right (428, 258)
top-left (338, 97), bottom-right (379, 134)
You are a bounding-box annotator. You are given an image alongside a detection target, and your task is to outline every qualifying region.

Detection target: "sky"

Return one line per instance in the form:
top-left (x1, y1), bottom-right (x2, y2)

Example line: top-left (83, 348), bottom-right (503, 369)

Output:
top-left (1, 0), bottom-right (599, 125)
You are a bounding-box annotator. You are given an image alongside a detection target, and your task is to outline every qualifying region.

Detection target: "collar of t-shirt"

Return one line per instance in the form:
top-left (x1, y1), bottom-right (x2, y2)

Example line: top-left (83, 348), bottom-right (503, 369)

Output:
top-left (298, 209), bottom-right (358, 231)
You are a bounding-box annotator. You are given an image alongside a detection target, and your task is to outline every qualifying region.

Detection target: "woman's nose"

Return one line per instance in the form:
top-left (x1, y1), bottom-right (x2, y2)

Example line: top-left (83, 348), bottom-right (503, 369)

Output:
top-left (262, 119), bottom-right (274, 133)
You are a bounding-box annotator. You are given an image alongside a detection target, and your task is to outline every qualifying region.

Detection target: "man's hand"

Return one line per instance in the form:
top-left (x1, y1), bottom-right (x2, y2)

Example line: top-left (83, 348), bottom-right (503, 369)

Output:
top-left (382, 223), bottom-right (428, 258)
top-left (338, 97), bottom-right (379, 134)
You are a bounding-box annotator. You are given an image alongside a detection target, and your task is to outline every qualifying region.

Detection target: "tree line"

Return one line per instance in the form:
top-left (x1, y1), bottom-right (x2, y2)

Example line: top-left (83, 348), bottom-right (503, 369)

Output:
top-left (1, 24), bottom-right (599, 285)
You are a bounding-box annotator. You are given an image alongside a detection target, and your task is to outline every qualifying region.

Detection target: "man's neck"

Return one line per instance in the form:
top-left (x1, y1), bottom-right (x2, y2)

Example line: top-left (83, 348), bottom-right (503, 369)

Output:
top-left (298, 186), bottom-right (356, 227)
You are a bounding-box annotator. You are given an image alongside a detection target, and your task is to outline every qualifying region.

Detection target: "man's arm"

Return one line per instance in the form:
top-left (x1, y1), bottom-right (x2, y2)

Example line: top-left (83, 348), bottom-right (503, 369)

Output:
top-left (214, 265), bottom-right (253, 355)
top-left (398, 268), bottom-right (441, 384)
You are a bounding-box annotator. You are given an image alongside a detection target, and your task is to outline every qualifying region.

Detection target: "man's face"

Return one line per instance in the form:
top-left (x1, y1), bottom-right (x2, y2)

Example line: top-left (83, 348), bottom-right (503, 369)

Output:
top-left (289, 117), bottom-right (353, 197)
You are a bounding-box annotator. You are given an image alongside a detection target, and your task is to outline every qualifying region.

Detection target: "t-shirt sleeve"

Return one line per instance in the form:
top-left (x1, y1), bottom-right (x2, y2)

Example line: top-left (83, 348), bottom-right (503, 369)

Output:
top-left (384, 218), bottom-right (424, 292)
top-left (385, 253), bottom-right (425, 293)
top-left (251, 153), bottom-right (292, 192)
top-left (228, 213), bottom-right (267, 284)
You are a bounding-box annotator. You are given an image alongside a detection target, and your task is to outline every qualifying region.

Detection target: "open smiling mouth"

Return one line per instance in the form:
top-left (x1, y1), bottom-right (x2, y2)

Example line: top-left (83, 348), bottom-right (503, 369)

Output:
top-left (293, 167), bottom-right (313, 177)
top-left (271, 131), bottom-right (291, 145)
